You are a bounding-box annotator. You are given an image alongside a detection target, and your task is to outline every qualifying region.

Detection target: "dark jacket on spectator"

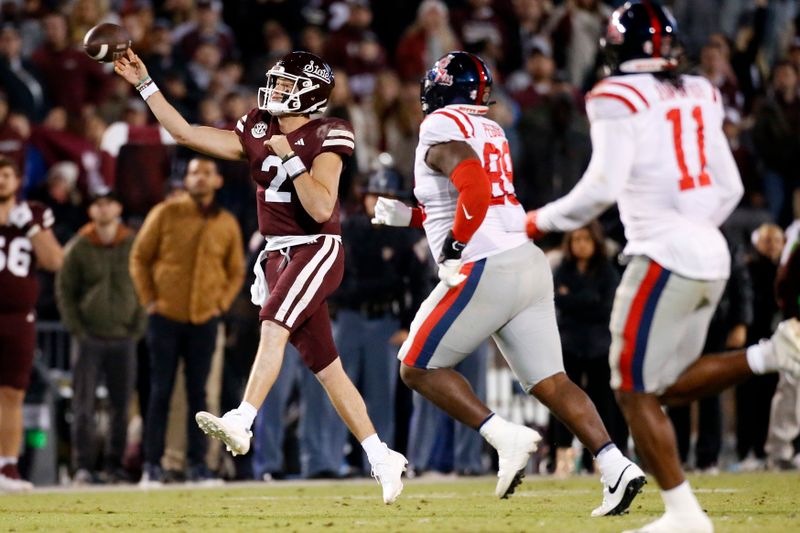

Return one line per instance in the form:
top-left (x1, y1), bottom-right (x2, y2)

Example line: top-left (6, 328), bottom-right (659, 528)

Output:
top-left (30, 45), bottom-right (109, 115)
top-left (753, 92), bottom-right (800, 179)
top-left (777, 244), bottom-right (800, 319)
top-left (553, 259), bottom-right (619, 360)
top-left (56, 222), bottom-right (146, 339)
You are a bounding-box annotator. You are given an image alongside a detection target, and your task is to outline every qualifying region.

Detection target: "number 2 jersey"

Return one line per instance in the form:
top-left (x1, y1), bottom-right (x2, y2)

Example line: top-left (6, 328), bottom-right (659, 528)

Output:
top-left (536, 74), bottom-right (744, 281)
top-left (235, 109), bottom-right (355, 237)
top-left (0, 201), bottom-right (54, 314)
top-left (414, 104), bottom-right (529, 263)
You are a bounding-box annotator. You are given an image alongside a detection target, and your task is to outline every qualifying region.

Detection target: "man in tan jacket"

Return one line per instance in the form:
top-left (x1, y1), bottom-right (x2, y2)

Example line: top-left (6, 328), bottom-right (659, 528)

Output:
top-left (130, 157), bottom-right (244, 484)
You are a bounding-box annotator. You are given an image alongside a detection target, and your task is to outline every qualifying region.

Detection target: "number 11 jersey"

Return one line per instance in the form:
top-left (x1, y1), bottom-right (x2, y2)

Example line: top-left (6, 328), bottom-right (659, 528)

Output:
top-left (235, 110), bottom-right (354, 237)
top-left (536, 74), bottom-right (744, 281)
top-left (414, 104), bottom-right (529, 264)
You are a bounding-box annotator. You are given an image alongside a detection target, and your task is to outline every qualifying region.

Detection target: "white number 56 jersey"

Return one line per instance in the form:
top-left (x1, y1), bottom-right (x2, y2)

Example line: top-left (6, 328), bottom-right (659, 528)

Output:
top-left (414, 105), bottom-right (529, 263)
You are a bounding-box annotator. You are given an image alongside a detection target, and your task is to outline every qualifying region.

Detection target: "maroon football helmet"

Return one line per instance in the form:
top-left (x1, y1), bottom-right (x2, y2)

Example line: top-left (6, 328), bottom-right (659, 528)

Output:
top-left (258, 51), bottom-right (335, 116)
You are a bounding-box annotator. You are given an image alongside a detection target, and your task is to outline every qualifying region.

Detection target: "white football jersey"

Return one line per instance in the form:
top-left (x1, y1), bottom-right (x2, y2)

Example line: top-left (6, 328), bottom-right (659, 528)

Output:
top-left (414, 104), bottom-right (529, 263)
top-left (537, 74), bottom-right (744, 281)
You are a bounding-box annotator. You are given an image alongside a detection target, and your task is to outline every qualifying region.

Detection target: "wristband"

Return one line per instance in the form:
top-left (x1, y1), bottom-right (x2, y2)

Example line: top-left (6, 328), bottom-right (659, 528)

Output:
top-left (439, 230), bottom-right (466, 262)
top-left (282, 154), bottom-right (307, 180)
top-left (137, 76), bottom-right (160, 100)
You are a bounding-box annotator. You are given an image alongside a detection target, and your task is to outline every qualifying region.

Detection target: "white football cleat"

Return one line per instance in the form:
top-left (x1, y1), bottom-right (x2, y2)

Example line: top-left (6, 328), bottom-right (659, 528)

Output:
top-left (195, 410), bottom-right (253, 456)
top-left (0, 473), bottom-right (33, 493)
top-left (622, 511), bottom-right (713, 533)
top-left (371, 448), bottom-right (408, 504)
top-left (483, 422), bottom-right (541, 498)
top-left (591, 460), bottom-right (646, 517)
top-left (771, 318), bottom-right (800, 376)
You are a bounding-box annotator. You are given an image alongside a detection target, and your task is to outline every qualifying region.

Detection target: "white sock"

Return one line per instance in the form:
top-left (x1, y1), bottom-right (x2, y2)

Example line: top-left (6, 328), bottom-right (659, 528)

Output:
top-left (236, 401), bottom-right (258, 429)
top-left (0, 456), bottom-right (15, 468)
top-left (595, 444), bottom-right (624, 478)
top-left (661, 481), bottom-right (704, 515)
top-left (478, 413), bottom-right (507, 441)
top-left (361, 433), bottom-right (389, 465)
top-left (746, 341), bottom-right (772, 374)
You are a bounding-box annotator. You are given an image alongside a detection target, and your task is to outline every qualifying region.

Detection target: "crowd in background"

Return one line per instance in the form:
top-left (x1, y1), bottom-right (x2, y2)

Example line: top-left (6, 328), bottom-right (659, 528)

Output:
top-left (2, 0), bottom-right (800, 484)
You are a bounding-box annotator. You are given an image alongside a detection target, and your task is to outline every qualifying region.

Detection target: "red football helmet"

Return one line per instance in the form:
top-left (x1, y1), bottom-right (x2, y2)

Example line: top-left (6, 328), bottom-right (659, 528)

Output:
top-left (258, 51), bottom-right (335, 116)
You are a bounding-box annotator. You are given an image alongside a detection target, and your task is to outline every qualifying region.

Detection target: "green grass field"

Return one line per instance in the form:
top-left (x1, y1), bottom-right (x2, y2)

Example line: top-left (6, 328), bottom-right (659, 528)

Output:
top-left (1, 473), bottom-right (798, 532)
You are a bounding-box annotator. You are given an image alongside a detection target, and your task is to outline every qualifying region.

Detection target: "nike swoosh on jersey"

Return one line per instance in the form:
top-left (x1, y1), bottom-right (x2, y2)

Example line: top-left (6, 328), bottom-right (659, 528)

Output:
top-left (608, 464), bottom-right (632, 494)
top-left (462, 204), bottom-right (473, 220)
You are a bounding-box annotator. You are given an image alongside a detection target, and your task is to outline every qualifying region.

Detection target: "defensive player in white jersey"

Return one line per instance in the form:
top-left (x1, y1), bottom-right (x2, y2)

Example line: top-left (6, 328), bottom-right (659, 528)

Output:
top-left (525, 2), bottom-right (800, 532)
top-left (372, 51), bottom-right (645, 516)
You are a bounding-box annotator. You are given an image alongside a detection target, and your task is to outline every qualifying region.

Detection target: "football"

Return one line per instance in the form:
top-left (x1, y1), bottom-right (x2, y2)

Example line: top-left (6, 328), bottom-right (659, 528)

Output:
top-left (82, 23), bottom-right (131, 63)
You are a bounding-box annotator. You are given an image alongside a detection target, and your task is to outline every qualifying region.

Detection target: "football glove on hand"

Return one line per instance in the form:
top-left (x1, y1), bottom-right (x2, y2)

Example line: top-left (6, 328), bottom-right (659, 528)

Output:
top-left (438, 259), bottom-right (467, 287)
top-left (371, 197), bottom-right (412, 227)
top-left (437, 231), bottom-right (468, 287)
top-left (8, 202), bottom-right (40, 237)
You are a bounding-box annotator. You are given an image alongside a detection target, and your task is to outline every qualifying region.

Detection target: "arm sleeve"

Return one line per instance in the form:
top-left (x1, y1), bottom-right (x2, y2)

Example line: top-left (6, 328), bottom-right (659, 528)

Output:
top-left (450, 159), bottom-right (491, 243)
top-left (54, 240), bottom-right (85, 336)
top-left (536, 116), bottom-right (635, 233)
top-left (219, 218), bottom-right (246, 312)
top-left (129, 205), bottom-right (164, 306)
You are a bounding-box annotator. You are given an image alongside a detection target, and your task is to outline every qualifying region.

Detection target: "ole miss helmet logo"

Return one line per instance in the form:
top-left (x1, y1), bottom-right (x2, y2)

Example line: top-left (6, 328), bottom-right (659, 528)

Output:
top-left (432, 54), bottom-right (454, 86)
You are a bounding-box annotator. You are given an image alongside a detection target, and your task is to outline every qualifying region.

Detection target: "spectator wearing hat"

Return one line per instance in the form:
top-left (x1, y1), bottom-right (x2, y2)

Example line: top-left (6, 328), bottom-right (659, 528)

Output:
top-left (56, 190), bottom-right (146, 485)
top-left (318, 164), bottom-right (428, 475)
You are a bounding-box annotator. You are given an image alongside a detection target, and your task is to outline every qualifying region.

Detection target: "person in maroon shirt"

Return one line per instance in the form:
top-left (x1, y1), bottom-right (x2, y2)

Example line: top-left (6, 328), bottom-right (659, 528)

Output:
top-left (113, 49), bottom-right (407, 503)
top-left (30, 12), bottom-right (110, 116)
top-left (0, 156), bottom-right (63, 492)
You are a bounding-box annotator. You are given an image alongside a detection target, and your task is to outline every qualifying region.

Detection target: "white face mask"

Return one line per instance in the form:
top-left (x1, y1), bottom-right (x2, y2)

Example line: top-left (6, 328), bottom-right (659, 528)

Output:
top-left (258, 68), bottom-right (327, 116)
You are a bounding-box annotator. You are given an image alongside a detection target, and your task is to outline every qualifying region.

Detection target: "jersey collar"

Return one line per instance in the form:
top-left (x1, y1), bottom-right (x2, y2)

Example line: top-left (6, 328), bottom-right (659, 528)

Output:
top-left (445, 104), bottom-right (489, 115)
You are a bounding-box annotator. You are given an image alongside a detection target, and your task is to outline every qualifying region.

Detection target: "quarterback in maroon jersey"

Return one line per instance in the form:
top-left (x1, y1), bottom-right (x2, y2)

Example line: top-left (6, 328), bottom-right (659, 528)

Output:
top-left (114, 49), bottom-right (407, 502)
top-left (0, 157), bottom-right (63, 492)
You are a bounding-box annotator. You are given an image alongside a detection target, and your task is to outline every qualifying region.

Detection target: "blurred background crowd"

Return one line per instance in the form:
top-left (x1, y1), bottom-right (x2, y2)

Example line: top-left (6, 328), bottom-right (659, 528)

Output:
top-left (2, 0), bottom-right (800, 486)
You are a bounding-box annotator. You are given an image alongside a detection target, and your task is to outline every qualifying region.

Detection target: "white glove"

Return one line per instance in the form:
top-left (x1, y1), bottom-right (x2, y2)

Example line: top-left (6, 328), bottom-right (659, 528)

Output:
top-left (371, 196), bottom-right (412, 226)
top-left (437, 259), bottom-right (467, 287)
top-left (8, 202), bottom-right (40, 237)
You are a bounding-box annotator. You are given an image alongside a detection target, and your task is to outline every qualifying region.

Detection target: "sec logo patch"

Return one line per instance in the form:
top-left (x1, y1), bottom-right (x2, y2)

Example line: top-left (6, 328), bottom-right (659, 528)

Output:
top-left (251, 122), bottom-right (268, 139)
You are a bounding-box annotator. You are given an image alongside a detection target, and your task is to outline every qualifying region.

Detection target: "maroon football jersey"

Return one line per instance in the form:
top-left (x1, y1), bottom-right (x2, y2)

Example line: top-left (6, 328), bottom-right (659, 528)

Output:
top-left (234, 110), bottom-right (355, 236)
top-left (0, 201), bottom-right (54, 314)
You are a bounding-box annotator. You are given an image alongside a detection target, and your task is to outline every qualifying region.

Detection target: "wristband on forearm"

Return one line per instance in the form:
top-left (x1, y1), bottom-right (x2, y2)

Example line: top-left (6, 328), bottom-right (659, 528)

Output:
top-left (439, 230), bottom-right (466, 262)
top-left (281, 152), bottom-right (307, 180)
top-left (136, 76), bottom-right (159, 100)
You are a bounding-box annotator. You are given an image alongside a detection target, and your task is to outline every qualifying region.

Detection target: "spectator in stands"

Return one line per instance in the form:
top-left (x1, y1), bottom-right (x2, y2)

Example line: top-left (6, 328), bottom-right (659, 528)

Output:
top-left (549, 222), bottom-right (626, 476)
top-left (140, 19), bottom-right (183, 87)
top-left (504, 0), bottom-right (551, 74)
top-left (380, 79), bottom-right (424, 190)
top-left (395, 0), bottom-right (460, 82)
top-left (28, 161), bottom-right (86, 245)
top-left (735, 223), bottom-right (784, 470)
top-left (186, 42), bottom-right (222, 95)
top-left (299, 25), bottom-right (326, 59)
top-left (753, 61), bottom-right (800, 226)
top-left (30, 11), bottom-right (110, 116)
top-left (450, 0), bottom-right (507, 70)
top-left (728, 0), bottom-right (768, 114)
top-left (327, 0), bottom-right (387, 101)
top-left (697, 41), bottom-right (744, 112)
top-left (174, 0), bottom-right (236, 62)
top-left (0, 23), bottom-right (47, 121)
top-left (245, 20), bottom-right (292, 88)
top-left (511, 48), bottom-right (589, 207)
top-left (669, 237), bottom-right (753, 473)
top-left (130, 157), bottom-right (245, 485)
top-left (547, 0), bottom-right (611, 90)
top-left (326, 167), bottom-right (428, 474)
top-left (0, 156), bottom-right (63, 492)
top-left (326, 70), bottom-right (377, 181)
top-left (0, 94), bottom-right (29, 174)
top-left (56, 191), bottom-right (145, 485)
